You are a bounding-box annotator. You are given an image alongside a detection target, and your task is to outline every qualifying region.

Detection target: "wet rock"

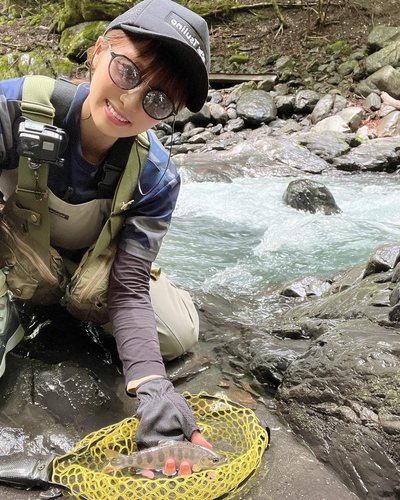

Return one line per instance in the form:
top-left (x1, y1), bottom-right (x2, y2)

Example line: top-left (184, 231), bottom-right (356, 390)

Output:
top-left (282, 179), bottom-right (341, 215)
top-left (363, 243), bottom-right (400, 278)
top-left (328, 264), bottom-right (365, 295)
top-left (389, 283), bottom-right (400, 307)
top-left (332, 137), bottom-right (400, 172)
top-left (311, 94), bottom-right (335, 124)
top-left (284, 272), bottom-right (393, 325)
top-left (392, 262), bottom-right (400, 283)
top-left (249, 337), bottom-right (305, 389)
top-left (358, 65), bottom-right (400, 100)
top-left (209, 136), bottom-right (329, 175)
top-left (377, 110), bottom-right (400, 137)
top-left (279, 275), bottom-right (331, 297)
top-left (364, 92), bottom-right (382, 111)
top-left (276, 319), bottom-right (400, 500)
top-left (236, 90), bottom-right (277, 126)
top-left (293, 130), bottom-right (350, 162)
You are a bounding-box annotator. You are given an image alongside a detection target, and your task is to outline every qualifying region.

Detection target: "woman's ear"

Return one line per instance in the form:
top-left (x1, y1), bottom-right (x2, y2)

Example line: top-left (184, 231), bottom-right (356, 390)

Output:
top-left (92, 36), bottom-right (104, 68)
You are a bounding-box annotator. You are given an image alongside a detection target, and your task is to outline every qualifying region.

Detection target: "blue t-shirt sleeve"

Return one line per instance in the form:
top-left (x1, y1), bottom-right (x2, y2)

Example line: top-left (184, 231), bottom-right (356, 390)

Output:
top-left (0, 77), bottom-right (25, 170)
top-left (119, 131), bottom-right (180, 262)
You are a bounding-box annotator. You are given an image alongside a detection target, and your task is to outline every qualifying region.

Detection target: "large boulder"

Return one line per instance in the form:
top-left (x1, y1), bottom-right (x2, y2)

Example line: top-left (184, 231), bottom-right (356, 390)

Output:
top-left (368, 26), bottom-right (400, 52)
top-left (366, 41), bottom-right (400, 75)
top-left (357, 66), bottom-right (400, 99)
top-left (276, 319), bottom-right (400, 500)
top-left (282, 179), bottom-right (341, 215)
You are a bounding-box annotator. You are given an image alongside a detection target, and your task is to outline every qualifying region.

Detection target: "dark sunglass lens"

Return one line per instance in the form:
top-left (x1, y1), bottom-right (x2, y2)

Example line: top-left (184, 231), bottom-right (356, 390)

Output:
top-left (110, 56), bottom-right (141, 90)
top-left (143, 90), bottom-right (174, 120)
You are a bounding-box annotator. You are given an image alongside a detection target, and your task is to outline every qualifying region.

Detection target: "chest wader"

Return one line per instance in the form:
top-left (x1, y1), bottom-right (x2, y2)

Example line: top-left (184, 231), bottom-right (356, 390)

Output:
top-left (0, 75), bottom-right (149, 324)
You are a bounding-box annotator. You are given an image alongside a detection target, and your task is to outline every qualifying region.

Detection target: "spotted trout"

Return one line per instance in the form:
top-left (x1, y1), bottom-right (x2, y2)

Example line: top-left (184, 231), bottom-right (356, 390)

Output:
top-left (103, 440), bottom-right (226, 473)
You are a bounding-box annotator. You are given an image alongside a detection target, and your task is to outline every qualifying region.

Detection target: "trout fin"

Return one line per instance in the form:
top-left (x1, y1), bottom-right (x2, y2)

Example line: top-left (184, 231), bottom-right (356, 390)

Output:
top-left (104, 449), bottom-right (121, 460)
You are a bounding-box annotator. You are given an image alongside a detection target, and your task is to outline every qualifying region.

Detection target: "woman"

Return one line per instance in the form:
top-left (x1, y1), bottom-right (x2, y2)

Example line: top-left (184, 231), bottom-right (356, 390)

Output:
top-left (0, 0), bottom-right (211, 469)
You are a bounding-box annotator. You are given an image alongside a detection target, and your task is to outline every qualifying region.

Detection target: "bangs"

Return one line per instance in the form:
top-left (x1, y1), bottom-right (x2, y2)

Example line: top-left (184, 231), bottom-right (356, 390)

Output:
top-left (103, 30), bottom-right (188, 112)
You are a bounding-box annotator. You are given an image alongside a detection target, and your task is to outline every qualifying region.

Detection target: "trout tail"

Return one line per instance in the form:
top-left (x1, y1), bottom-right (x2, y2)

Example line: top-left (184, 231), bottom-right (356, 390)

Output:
top-left (102, 449), bottom-right (125, 473)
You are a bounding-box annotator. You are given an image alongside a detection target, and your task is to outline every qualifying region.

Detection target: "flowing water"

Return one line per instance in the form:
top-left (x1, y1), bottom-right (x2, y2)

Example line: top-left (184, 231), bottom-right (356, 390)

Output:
top-left (156, 170), bottom-right (400, 326)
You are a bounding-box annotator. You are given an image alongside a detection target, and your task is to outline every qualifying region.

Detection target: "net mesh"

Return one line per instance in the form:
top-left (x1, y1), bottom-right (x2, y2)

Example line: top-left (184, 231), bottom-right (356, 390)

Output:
top-left (51, 392), bottom-right (269, 500)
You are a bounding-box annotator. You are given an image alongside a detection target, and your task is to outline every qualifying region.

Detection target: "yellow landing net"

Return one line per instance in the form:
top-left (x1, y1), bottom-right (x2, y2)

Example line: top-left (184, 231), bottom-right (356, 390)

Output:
top-left (51, 392), bottom-right (270, 500)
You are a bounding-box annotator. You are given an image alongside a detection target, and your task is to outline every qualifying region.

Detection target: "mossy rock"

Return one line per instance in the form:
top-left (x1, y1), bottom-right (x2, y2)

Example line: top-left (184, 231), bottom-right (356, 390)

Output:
top-left (229, 54), bottom-right (250, 64)
top-left (59, 21), bottom-right (109, 60)
top-left (326, 41), bottom-right (352, 56)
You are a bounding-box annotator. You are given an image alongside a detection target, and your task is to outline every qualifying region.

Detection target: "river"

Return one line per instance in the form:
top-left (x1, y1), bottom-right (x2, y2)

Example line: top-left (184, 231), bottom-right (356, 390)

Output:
top-left (157, 171), bottom-right (400, 327)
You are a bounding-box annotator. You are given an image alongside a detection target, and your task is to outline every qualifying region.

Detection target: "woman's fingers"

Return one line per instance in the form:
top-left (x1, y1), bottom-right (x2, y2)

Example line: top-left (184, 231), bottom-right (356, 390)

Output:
top-left (191, 430), bottom-right (212, 449)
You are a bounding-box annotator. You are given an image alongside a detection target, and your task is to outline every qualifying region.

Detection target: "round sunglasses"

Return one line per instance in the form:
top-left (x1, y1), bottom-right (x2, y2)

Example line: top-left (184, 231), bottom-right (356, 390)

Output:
top-left (108, 45), bottom-right (175, 121)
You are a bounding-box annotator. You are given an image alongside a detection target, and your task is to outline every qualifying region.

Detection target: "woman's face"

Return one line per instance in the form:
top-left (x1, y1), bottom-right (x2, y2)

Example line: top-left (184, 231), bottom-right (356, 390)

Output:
top-left (84, 37), bottom-right (161, 140)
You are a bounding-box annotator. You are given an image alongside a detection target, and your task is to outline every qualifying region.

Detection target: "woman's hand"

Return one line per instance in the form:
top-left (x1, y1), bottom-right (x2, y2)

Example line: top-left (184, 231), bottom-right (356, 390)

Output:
top-left (135, 378), bottom-right (207, 449)
top-left (135, 379), bottom-right (212, 478)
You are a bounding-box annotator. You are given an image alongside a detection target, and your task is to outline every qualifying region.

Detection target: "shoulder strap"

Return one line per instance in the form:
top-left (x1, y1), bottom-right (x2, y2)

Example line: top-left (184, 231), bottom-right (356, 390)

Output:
top-left (14, 76), bottom-right (56, 252)
top-left (12, 77), bottom-right (78, 253)
top-left (89, 131), bottom-right (150, 263)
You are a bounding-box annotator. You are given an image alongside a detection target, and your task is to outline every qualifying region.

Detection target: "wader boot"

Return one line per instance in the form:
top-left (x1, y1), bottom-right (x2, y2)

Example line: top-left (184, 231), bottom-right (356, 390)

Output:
top-left (0, 292), bottom-right (25, 378)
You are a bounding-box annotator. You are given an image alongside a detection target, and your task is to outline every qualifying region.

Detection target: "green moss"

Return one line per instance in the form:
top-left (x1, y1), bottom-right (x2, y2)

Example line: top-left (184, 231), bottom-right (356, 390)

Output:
top-left (229, 54), bottom-right (250, 64)
top-left (0, 54), bottom-right (19, 80)
top-left (229, 43), bottom-right (240, 49)
top-left (29, 15), bottom-right (43, 26)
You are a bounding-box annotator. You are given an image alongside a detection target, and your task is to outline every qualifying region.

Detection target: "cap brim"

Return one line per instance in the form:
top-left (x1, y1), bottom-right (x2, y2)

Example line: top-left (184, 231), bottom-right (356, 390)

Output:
top-left (114, 24), bottom-right (209, 113)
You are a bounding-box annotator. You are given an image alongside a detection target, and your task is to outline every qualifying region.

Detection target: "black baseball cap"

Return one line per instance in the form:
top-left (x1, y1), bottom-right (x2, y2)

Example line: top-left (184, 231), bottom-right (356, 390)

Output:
top-left (105, 0), bottom-right (210, 112)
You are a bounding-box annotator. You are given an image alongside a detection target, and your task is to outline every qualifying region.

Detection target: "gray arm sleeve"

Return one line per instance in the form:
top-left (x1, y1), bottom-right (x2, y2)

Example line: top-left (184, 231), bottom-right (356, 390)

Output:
top-left (108, 249), bottom-right (167, 391)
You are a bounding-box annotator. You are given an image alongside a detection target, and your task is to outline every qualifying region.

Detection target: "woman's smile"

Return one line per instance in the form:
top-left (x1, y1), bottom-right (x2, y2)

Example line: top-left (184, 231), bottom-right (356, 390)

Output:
top-left (105, 99), bottom-right (131, 126)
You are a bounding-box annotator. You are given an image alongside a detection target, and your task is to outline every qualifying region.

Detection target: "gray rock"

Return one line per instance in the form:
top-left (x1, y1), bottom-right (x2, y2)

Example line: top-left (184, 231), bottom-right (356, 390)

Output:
top-left (275, 55), bottom-right (295, 73)
top-left (276, 319), bottom-right (400, 500)
top-left (368, 26), bottom-right (400, 52)
top-left (377, 110), bottom-right (400, 137)
top-left (363, 243), bottom-right (400, 278)
top-left (336, 107), bottom-right (364, 132)
top-left (59, 21), bottom-right (108, 60)
top-left (282, 179), bottom-right (341, 215)
top-left (257, 75), bottom-right (277, 92)
top-left (237, 90), bottom-right (277, 126)
top-left (187, 130), bottom-right (215, 144)
top-left (294, 90), bottom-right (321, 113)
top-left (313, 115), bottom-right (352, 134)
top-left (293, 130), bottom-right (351, 162)
top-left (209, 91), bottom-right (223, 104)
top-left (208, 102), bottom-right (229, 124)
top-left (333, 137), bottom-right (400, 171)
top-left (227, 107), bottom-right (238, 120)
top-left (366, 41), bottom-right (400, 74)
top-left (224, 117), bottom-right (245, 132)
top-left (392, 262), bottom-right (400, 283)
top-left (364, 92), bottom-right (382, 111)
top-left (358, 65), bottom-right (400, 99)
top-left (174, 105), bottom-right (212, 128)
top-left (311, 94), bottom-right (336, 124)
top-left (332, 95), bottom-right (348, 114)
top-left (337, 60), bottom-right (358, 76)
top-left (279, 276), bottom-right (331, 297)
top-left (274, 95), bottom-right (295, 116)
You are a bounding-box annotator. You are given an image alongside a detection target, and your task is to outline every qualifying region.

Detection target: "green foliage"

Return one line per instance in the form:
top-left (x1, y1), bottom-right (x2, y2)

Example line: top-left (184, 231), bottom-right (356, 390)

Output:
top-left (29, 15), bottom-right (43, 26)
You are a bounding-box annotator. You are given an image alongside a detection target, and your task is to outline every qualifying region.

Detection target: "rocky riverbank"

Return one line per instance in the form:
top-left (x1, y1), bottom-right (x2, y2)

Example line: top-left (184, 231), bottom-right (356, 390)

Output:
top-left (1, 4), bottom-right (400, 499)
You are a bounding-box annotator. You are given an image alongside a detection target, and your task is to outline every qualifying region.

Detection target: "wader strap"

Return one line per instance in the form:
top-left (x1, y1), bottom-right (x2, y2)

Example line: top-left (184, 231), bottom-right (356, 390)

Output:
top-left (97, 137), bottom-right (135, 200)
top-left (15, 77), bottom-right (56, 252)
top-left (89, 132), bottom-right (150, 263)
top-left (51, 78), bottom-right (79, 127)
